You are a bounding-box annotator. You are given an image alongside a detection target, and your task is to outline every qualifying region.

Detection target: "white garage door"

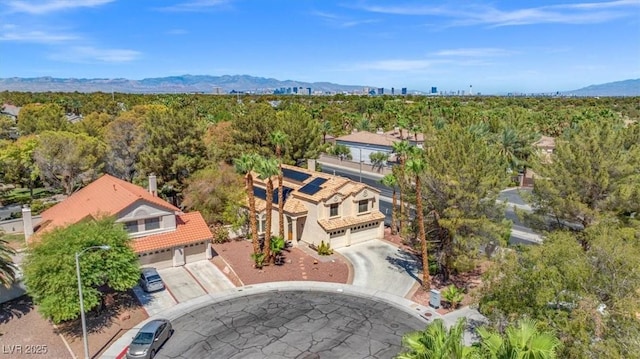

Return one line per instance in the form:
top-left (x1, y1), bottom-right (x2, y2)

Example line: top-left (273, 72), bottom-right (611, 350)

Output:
top-left (138, 248), bottom-right (173, 269)
top-left (184, 241), bottom-right (208, 264)
top-left (349, 221), bottom-right (381, 245)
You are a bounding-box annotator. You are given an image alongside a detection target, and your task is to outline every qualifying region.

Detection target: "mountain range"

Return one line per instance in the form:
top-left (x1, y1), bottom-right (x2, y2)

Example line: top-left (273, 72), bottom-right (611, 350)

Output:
top-left (0, 75), bottom-right (638, 96)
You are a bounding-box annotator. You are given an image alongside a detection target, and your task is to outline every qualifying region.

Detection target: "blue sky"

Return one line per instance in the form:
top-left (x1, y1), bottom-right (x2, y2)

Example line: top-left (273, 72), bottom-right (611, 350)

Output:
top-left (1, 0), bottom-right (639, 93)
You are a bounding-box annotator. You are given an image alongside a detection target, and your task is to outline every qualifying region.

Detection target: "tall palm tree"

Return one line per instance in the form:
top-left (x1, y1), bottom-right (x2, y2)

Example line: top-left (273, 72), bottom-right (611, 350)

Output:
top-left (255, 157), bottom-right (280, 262)
top-left (406, 150), bottom-right (430, 289)
top-left (320, 121), bottom-right (332, 144)
top-left (476, 319), bottom-right (561, 359)
top-left (380, 174), bottom-right (398, 235)
top-left (0, 238), bottom-right (17, 288)
top-left (234, 153), bottom-right (260, 254)
top-left (392, 140), bottom-right (413, 233)
top-left (397, 318), bottom-right (477, 359)
top-left (270, 130), bottom-right (288, 239)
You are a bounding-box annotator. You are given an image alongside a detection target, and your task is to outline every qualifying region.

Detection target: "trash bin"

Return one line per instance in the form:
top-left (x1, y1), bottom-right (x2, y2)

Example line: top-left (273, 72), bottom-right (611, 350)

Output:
top-left (429, 289), bottom-right (441, 309)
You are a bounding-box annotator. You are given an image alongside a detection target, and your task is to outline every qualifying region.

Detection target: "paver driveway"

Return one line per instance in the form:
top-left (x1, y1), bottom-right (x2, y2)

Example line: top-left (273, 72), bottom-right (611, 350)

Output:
top-left (337, 240), bottom-right (421, 297)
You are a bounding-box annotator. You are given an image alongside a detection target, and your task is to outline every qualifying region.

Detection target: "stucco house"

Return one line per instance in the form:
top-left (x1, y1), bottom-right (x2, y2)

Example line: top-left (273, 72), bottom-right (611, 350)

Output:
top-left (250, 162), bottom-right (385, 249)
top-left (335, 129), bottom-right (425, 165)
top-left (23, 174), bottom-right (213, 268)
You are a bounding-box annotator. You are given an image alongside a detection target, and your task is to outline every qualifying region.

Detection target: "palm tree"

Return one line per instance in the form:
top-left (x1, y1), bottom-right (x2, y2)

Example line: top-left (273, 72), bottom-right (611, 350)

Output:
top-left (0, 238), bottom-right (17, 288)
top-left (369, 151), bottom-right (389, 172)
top-left (380, 174), bottom-right (399, 235)
top-left (270, 130), bottom-right (288, 239)
top-left (406, 150), bottom-right (430, 289)
top-left (234, 153), bottom-right (260, 254)
top-left (255, 157), bottom-right (280, 263)
top-left (392, 140), bottom-right (413, 233)
top-left (397, 318), bottom-right (477, 359)
top-left (320, 121), bottom-right (332, 144)
top-left (476, 319), bottom-right (561, 359)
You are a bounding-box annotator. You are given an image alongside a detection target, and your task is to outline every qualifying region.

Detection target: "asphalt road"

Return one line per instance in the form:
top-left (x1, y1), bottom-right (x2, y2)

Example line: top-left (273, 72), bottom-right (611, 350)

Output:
top-left (156, 290), bottom-right (427, 359)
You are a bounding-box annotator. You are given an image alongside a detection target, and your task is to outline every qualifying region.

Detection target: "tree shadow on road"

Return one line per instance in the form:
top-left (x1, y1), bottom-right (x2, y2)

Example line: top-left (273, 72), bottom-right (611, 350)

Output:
top-left (385, 249), bottom-right (422, 285)
top-left (0, 295), bottom-right (34, 325)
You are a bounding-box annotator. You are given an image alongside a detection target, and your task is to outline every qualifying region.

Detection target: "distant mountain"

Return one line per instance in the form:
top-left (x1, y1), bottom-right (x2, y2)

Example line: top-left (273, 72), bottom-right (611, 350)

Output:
top-left (563, 79), bottom-right (640, 97)
top-left (0, 74), bottom-right (370, 94)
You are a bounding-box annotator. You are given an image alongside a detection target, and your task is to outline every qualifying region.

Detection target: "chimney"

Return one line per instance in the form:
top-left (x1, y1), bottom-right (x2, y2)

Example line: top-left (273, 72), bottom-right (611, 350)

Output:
top-left (148, 174), bottom-right (157, 197)
top-left (307, 159), bottom-right (316, 171)
top-left (22, 205), bottom-right (33, 242)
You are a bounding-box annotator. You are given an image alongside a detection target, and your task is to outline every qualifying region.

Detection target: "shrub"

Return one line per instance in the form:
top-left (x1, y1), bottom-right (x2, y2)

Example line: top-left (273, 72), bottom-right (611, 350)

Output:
top-left (270, 236), bottom-right (285, 255)
top-left (251, 252), bottom-right (266, 269)
top-left (441, 285), bottom-right (464, 309)
top-left (211, 225), bottom-right (230, 244)
top-left (317, 240), bottom-right (333, 256)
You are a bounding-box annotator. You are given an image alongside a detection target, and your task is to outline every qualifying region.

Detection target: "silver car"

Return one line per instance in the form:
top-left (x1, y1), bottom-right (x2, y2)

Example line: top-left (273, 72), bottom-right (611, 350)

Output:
top-left (139, 268), bottom-right (165, 292)
top-left (126, 319), bottom-right (172, 359)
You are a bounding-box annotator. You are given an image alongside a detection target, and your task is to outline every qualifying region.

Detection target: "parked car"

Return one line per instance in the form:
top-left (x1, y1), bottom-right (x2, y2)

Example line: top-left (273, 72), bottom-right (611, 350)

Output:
top-left (139, 268), bottom-right (165, 292)
top-left (126, 319), bottom-right (173, 359)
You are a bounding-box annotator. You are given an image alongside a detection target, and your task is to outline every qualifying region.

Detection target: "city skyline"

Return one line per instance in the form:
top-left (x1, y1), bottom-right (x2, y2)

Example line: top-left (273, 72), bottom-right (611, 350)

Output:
top-left (1, 0), bottom-right (639, 94)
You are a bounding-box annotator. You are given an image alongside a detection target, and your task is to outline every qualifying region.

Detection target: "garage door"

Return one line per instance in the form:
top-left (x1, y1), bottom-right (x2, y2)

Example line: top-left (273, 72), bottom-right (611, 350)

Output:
top-left (138, 248), bottom-right (173, 269)
top-left (184, 241), bottom-right (208, 264)
top-left (349, 221), bottom-right (381, 245)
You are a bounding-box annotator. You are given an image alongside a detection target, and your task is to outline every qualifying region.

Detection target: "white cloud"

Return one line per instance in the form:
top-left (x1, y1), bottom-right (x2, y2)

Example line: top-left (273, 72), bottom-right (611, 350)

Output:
top-left (312, 10), bottom-right (378, 28)
top-left (0, 24), bottom-right (78, 42)
top-left (156, 0), bottom-right (230, 12)
top-left (434, 48), bottom-right (515, 57)
top-left (49, 46), bottom-right (141, 63)
top-left (5, 0), bottom-right (114, 15)
top-left (355, 1), bottom-right (640, 27)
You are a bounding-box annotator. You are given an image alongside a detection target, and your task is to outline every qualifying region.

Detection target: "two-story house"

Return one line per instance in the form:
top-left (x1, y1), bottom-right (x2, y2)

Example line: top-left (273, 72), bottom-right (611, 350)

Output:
top-left (250, 163), bottom-right (385, 249)
top-left (23, 174), bottom-right (213, 268)
top-left (334, 129), bottom-right (425, 165)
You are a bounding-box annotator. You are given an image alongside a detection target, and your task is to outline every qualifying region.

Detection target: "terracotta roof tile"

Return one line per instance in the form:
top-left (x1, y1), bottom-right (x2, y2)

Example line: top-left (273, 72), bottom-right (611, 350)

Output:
top-left (131, 212), bottom-right (212, 253)
top-left (317, 212), bottom-right (386, 231)
top-left (39, 174), bottom-right (178, 232)
top-left (283, 198), bottom-right (308, 214)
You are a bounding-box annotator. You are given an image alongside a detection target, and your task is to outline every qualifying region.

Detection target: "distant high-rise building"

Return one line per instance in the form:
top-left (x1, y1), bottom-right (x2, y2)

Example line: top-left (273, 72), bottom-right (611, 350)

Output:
top-left (306, 87), bottom-right (312, 95)
top-left (293, 87), bottom-right (298, 94)
top-left (401, 87), bottom-right (407, 95)
top-left (378, 88), bottom-right (384, 95)
top-left (431, 87), bottom-right (437, 94)
top-left (391, 87), bottom-right (395, 95)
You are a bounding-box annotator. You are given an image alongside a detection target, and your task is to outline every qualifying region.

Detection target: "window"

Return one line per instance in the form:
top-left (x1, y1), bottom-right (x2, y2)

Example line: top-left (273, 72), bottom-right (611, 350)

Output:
top-left (358, 200), bottom-right (368, 213)
top-left (330, 203), bottom-right (339, 217)
top-left (258, 217), bottom-right (266, 233)
top-left (124, 221), bottom-right (138, 233)
top-left (145, 217), bottom-right (160, 230)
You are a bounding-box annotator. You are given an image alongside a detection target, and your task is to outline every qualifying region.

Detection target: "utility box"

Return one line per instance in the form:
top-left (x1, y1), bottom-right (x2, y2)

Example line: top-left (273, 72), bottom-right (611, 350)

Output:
top-left (429, 289), bottom-right (441, 309)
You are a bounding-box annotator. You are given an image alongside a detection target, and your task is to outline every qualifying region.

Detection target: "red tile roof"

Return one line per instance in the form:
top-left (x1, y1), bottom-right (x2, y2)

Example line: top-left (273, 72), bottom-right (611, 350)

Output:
top-left (39, 174), bottom-right (179, 233)
top-left (131, 212), bottom-right (212, 253)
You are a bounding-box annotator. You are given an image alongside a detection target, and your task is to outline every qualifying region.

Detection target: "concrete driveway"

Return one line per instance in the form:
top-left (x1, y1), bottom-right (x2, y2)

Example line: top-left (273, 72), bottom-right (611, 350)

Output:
top-left (337, 240), bottom-right (420, 297)
top-left (134, 260), bottom-right (235, 316)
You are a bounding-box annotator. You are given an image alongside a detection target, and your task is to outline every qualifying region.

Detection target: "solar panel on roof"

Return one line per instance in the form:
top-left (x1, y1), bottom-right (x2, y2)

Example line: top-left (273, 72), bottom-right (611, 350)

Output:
top-left (254, 186), bottom-right (294, 204)
top-left (282, 168), bottom-right (311, 182)
top-left (308, 177), bottom-right (327, 186)
top-left (298, 183), bottom-right (322, 195)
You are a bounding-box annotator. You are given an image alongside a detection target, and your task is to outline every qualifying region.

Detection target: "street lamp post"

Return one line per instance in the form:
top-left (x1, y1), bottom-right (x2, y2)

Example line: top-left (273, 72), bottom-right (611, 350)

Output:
top-left (75, 245), bottom-right (110, 359)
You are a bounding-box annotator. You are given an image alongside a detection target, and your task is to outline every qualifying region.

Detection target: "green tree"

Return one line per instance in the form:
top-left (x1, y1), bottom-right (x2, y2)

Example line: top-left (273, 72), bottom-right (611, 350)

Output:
top-left (0, 135), bottom-right (40, 197)
top-left (530, 120), bottom-right (640, 231)
top-left (397, 318), bottom-right (476, 359)
top-left (320, 120), bottom-right (332, 144)
top-left (369, 151), bottom-right (389, 172)
top-left (278, 104), bottom-right (321, 163)
top-left (270, 130), bottom-right (288, 239)
top-left (392, 140), bottom-right (413, 233)
top-left (73, 112), bottom-right (113, 138)
top-left (17, 103), bottom-right (68, 135)
top-left (138, 108), bottom-right (206, 194)
top-left (181, 164), bottom-right (245, 228)
top-left (327, 143), bottom-right (352, 160)
top-left (380, 173), bottom-right (399, 235)
top-left (22, 218), bottom-right (139, 324)
top-left (255, 157), bottom-right (279, 262)
top-left (0, 237), bottom-right (17, 288)
top-left (103, 113), bottom-right (146, 182)
top-left (406, 151), bottom-right (431, 289)
top-left (234, 153), bottom-right (260, 254)
top-left (479, 223), bottom-right (640, 358)
top-left (232, 102), bottom-right (278, 156)
top-left (476, 319), bottom-right (562, 359)
top-left (422, 125), bottom-right (510, 281)
top-left (33, 131), bottom-right (106, 195)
